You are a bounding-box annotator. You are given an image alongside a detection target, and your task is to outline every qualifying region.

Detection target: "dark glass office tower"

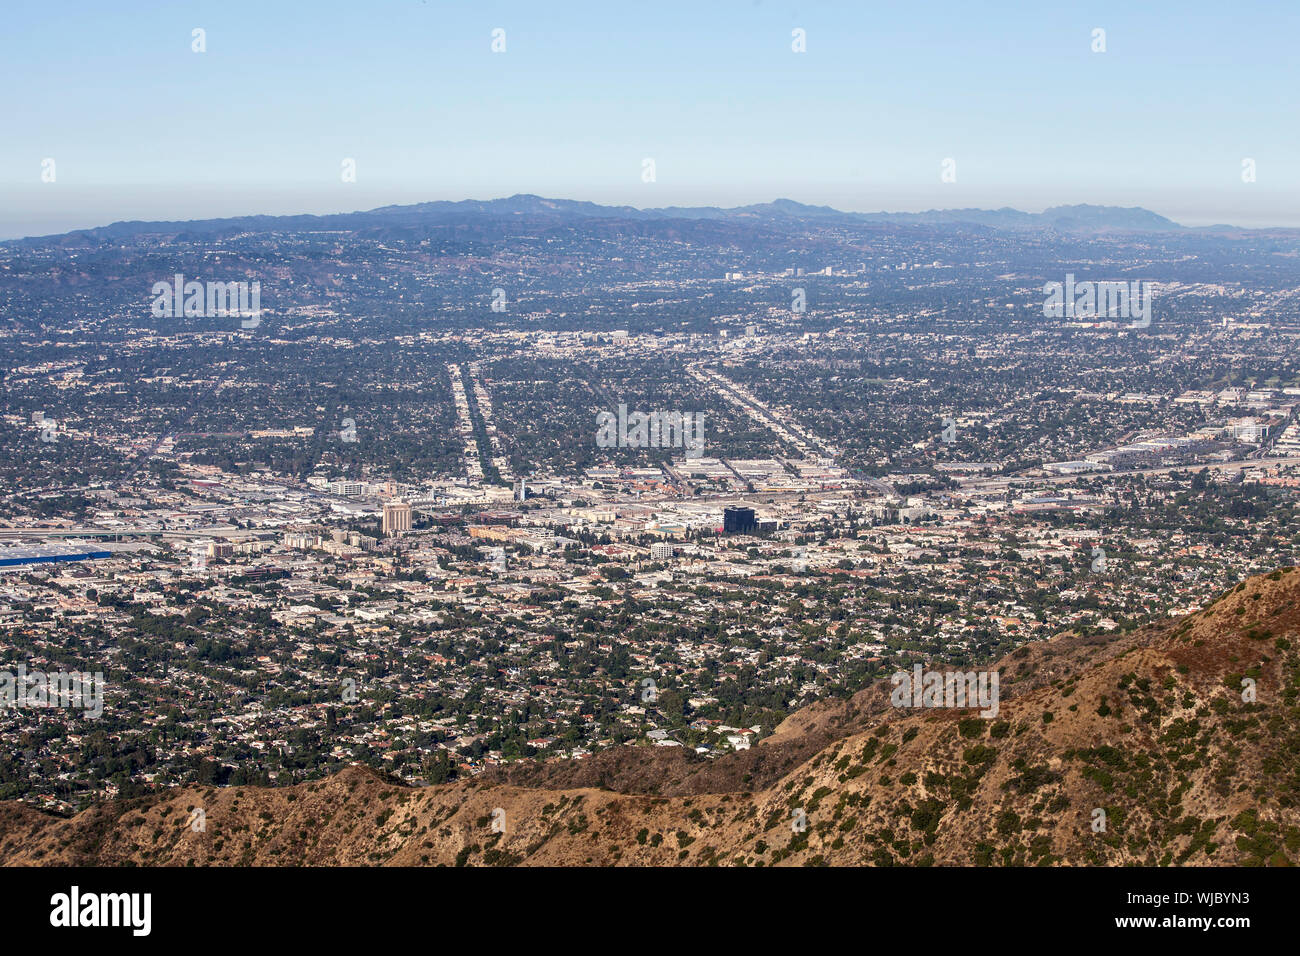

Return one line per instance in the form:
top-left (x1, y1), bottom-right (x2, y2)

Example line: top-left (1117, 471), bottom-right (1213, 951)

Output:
top-left (723, 507), bottom-right (756, 534)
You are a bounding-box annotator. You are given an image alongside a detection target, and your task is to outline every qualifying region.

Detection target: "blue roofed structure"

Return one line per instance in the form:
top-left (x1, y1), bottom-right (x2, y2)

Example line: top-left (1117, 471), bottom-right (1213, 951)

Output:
top-left (0, 544), bottom-right (113, 568)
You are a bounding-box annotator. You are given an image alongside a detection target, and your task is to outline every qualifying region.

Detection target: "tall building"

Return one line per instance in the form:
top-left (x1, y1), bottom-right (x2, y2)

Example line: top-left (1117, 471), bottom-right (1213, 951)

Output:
top-left (382, 500), bottom-right (412, 537)
top-left (723, 507), bottom-right (756, 534)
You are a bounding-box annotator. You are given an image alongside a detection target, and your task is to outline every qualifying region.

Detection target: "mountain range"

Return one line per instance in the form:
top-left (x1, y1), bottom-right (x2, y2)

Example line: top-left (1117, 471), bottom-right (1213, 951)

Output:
top-left (21, 195), bottom-right (1197, 245)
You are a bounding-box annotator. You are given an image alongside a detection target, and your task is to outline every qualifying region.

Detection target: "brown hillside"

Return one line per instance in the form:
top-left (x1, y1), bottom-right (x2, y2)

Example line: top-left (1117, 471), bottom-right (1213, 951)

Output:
top-left (3, 567), bottom-right (1298, 866)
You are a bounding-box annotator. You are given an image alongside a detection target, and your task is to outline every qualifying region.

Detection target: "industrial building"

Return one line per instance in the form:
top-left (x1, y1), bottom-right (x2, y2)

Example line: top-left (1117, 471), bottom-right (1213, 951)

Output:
top-left (0, 544), bottom-right (113, 569)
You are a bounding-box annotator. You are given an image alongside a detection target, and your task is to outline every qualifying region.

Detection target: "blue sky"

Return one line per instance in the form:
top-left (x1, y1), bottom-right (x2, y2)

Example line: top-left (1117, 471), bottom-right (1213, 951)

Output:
top-left (2, 0), bottom-right (1298, 237)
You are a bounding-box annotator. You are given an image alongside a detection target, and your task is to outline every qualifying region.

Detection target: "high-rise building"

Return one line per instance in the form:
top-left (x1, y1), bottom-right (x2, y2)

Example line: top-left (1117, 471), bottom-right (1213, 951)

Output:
top-left (651, 542), bottom-right (675, 561)
top-left (723, 507), bottom-right (756, 534)
top-left (382, 500), bottom-right (412, 537)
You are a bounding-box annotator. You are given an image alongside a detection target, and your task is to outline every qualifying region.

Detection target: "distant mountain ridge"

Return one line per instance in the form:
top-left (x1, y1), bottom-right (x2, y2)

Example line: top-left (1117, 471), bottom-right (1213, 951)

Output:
top-left (14, 195), bottom-right (1192, 245)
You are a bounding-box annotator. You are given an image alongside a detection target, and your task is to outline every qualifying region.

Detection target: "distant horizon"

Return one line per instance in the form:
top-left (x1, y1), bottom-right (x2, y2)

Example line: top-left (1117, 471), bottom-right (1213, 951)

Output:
top-left (4, 1), bottom-right (1298, 239)
top-left (5, 188), bottom-right (1299, 242)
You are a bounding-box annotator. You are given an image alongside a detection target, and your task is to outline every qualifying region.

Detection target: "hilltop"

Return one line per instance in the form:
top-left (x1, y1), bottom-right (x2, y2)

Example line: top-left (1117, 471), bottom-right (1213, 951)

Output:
top-left (2, 567), bottom-right (1297, 866)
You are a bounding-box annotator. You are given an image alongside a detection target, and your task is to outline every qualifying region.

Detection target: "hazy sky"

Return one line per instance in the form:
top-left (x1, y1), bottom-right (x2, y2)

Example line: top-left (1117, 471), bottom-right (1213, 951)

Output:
top-left (2, 0), bottom-right (1298, 238)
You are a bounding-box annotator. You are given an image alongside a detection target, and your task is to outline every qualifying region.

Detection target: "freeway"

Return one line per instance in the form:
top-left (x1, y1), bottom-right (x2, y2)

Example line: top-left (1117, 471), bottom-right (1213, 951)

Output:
top-left (964, 455), bottom-right (1300, 495)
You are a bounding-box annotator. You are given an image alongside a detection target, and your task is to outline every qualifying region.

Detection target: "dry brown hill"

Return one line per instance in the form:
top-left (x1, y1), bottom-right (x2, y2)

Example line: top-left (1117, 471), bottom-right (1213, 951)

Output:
top-left (4, 567), bottom-right (1298, 866)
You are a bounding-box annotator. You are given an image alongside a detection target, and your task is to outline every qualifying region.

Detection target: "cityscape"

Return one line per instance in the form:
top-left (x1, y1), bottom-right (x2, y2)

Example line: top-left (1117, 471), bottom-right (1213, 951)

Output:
top-left (0, 1), bottom-right (1294, 938)
top-left (2, 198), bottom-right (1299, 820)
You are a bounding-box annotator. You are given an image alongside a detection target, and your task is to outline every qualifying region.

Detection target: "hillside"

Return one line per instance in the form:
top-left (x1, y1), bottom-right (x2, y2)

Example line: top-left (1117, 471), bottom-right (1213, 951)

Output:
top-left (3, 567), bottom-right (1298, 866)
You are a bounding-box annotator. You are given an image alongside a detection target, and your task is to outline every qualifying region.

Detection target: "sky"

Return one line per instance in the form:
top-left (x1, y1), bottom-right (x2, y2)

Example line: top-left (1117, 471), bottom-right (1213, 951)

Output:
top-left (2, 0), bottom-right (1298, 238)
